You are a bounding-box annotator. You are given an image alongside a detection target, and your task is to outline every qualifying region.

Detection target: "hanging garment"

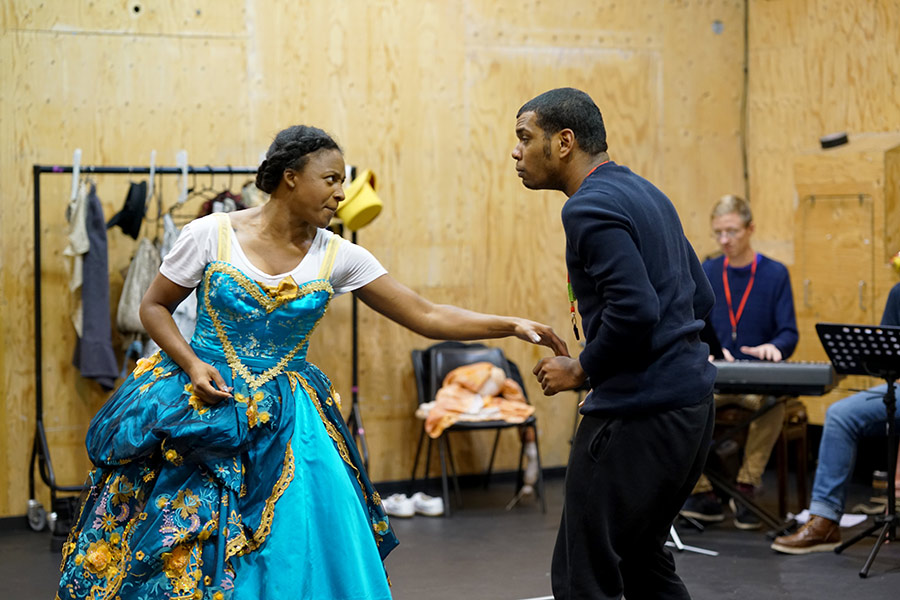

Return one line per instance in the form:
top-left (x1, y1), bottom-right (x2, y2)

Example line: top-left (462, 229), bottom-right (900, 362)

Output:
top-left (71, 183), bottom-right (120, 390)
top-left (64, 180), bottom-right (90, 335)
top-left (106, 180), bottom-right (147, 239)
top-left (116, 237), bottom-right (161, 335)
top-left (241, 180), bottom-right (264, 208)
top-left (198, 190), bottom-right (246, 218)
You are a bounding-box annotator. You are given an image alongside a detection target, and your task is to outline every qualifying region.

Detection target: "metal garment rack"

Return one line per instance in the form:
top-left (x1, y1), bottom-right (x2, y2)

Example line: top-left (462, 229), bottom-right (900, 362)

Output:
top-left (28, 163), bottom-right (256, 538)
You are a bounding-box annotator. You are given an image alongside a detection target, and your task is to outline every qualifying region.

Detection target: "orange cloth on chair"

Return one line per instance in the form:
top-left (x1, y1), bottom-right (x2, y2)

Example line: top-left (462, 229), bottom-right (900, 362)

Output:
top-left (422, 362), bottom-right (534, 438)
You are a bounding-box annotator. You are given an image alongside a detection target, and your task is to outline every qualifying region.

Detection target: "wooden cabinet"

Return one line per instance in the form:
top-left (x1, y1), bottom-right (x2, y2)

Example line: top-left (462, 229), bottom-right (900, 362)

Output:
top-left (792, 134), bottom-right (900, 424)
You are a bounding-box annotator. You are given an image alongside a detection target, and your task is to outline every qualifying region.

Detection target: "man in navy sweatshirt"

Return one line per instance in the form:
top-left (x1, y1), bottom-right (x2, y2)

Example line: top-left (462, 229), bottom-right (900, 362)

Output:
top-left (680, 195), bottom-right (798, 530)
top-left (515, 87), bottom-right (716, 600)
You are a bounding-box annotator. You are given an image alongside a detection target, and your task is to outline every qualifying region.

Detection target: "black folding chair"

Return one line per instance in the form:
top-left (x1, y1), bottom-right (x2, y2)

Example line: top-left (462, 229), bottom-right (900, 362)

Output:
top-left (408, 341), bottom-right (546, 516)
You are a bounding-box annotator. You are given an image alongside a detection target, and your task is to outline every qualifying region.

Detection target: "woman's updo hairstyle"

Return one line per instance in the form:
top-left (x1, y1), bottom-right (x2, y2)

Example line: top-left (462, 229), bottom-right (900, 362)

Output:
top-left (255, 125), bottom-right (342, 194)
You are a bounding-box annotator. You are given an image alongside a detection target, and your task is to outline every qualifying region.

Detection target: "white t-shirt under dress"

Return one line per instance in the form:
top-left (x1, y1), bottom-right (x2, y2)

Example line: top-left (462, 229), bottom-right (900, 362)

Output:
top-left (160, 213), bottom-right (387, 294)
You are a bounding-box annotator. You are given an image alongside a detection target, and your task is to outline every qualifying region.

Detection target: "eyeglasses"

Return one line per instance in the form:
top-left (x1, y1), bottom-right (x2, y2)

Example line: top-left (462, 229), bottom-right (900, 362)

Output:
top-left (711, 228), bottom-right (745, 240)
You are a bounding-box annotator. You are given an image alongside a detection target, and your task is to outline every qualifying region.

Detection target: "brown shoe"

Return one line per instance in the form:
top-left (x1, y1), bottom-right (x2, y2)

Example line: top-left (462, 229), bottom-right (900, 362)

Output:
top-left (771, 515), bottom-right (841, 554)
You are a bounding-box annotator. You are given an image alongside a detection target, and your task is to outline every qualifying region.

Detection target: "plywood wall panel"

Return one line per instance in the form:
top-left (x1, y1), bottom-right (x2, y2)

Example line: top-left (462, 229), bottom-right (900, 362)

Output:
top-left (7, 1), bottom-right (247, 36)
top-left (466, 0), bottom-right (660, 34)
top-left (2, 0), bottom-right (745, 517)
top-left (661, 0), bottom-right (745, 254)
top-left (747, 0), bottom-right (900, 270)
top-left (750, 0), bottom-right (809, 48)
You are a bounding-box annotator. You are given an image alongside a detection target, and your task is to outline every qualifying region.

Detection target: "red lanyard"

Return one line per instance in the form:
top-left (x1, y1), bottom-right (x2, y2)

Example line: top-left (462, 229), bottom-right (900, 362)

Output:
top-left (722, 254), bottom-right (758, 342)
top-left (585, 159), bottom-right (610, 179)
top-left (567, 274), bottom-right (579, 340)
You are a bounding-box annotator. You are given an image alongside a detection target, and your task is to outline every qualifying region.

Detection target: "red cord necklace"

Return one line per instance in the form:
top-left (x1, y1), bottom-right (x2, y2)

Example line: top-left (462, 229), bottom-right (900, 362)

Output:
top-left (722, 254), bottom-right (758, 342)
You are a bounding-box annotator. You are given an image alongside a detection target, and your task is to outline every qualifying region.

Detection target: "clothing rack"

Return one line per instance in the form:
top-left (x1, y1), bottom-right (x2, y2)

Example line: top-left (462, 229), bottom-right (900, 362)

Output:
top-left (28, 163), bottom-right (257, 538)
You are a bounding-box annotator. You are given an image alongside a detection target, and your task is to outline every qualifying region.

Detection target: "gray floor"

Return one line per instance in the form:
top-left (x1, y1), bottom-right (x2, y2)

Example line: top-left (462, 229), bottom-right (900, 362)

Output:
top-left (4, 475), bottom-right (899, 599)
top-left (383, 476), bottom-right (900, 600)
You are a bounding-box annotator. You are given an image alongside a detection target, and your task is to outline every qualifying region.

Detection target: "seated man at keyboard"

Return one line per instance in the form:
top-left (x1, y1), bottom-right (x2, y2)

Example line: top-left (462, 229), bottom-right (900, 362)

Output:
top-left (681, 195), bottom-right (799, 529)
top-left (772, 281), bottom-right (900, 553)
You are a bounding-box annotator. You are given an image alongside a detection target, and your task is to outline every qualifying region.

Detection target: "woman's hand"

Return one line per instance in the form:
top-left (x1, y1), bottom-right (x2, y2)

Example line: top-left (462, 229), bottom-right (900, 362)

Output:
top-left (356, 275), bottom-right (571, 353)
top-left (532, 356), bottom-right (586, 395)
top-left (186, 360), bottom-right (233, 405)
top-left (511, 318), bottom-right (569, 357)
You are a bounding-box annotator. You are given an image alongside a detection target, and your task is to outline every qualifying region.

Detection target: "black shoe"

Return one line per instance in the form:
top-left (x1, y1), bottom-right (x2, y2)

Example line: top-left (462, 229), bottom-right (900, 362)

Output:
top-left (680, 492), bottom-right (725, 523)
top-left (729, 497), bottom-right (762, 530)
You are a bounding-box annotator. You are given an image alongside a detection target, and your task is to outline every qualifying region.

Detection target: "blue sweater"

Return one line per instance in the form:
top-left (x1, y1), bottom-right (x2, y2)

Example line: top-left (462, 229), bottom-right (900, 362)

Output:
top-left (562, 161), bottom-right (716, 416)
top-left (702, 254), bottom-right (798, 360)
top-left (881, 282), bottom-right (900, 327)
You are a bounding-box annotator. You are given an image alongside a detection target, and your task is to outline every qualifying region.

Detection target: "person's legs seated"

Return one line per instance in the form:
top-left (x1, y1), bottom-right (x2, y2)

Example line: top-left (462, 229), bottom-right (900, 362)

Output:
top-left (771, 515), bottom-right (841, 554)
top-left (680, 395), bottom-right (739, 524)
top-left (772, 385), bottom-right (893, 554)
top-left (728, 483), bottom-right (761, 530)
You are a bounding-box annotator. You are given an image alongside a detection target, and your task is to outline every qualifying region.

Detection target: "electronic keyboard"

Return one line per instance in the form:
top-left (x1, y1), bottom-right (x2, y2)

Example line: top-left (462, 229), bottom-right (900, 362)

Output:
top-left (713, 360), bottom-right (838, 396)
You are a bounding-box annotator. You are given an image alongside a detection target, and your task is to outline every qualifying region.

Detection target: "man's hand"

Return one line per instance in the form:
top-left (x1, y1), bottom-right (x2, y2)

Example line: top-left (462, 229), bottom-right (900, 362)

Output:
top-left (533, 356), bottom-right (586, 395)
top-left (739, 343), bottom-right (783, 362)
top-left (722, 347), bottom-right (735, 362)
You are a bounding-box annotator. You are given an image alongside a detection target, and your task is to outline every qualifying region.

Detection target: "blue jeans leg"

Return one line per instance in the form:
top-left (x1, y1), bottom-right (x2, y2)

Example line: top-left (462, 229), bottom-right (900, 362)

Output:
top-left (809, 384), bottom-right (899, 521)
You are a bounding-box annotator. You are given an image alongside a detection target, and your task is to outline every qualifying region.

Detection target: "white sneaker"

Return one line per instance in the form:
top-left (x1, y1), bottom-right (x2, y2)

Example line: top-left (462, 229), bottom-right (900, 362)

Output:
top-left (411, 492), bottom-right (444, 516)
top-left (382, 493), bottom-right (415, 518)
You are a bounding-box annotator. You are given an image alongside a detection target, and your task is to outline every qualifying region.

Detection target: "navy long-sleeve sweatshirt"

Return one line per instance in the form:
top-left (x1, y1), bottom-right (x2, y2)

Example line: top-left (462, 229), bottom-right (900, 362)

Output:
top-left (702, 254), bottom-right (798, 360)
top-left (562, 161), bottom-right (717, 416)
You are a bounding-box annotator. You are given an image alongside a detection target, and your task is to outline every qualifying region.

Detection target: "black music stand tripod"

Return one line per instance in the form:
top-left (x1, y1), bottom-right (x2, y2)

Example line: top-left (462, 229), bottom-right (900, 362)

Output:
top-left (816, 323), bottom-right (900, 578)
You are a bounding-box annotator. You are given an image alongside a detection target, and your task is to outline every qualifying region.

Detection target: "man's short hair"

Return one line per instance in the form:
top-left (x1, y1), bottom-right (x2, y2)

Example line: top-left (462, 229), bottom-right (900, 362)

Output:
top-left (711, 194), bottom-right (753, 226)
top-left (517, 88), bottom-right (608, 154)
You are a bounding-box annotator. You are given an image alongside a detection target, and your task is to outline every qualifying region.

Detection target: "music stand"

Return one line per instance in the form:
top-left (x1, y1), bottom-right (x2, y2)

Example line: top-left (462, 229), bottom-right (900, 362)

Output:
top-left (666, 525), bottom-right (719, 557)
top-left (816, 322), bottom-right (900, 578)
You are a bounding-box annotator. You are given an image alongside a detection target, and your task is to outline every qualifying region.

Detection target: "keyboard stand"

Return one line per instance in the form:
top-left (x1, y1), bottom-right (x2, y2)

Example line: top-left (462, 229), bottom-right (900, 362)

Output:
top-left (677, 512), bottom-right (706, 531)
top-left (703, 394), bottom-right (796, 537)
top-left (705, 468), bottom-right (795, 537)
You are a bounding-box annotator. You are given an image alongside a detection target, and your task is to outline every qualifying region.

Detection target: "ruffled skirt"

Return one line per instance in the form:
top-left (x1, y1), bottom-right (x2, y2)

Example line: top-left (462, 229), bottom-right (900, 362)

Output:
top-left (56, 351), bottom-right (394, 600)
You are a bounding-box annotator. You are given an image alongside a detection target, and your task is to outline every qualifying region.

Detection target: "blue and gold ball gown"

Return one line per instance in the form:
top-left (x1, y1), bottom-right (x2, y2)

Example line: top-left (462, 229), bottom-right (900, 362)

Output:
top-left (57, 214), bottom-right (397, 600)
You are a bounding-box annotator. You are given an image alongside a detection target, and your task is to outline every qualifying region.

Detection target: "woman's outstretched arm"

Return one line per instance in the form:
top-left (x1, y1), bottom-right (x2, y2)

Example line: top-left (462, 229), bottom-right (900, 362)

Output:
top-left (354, 274), bottom-right (569, 357)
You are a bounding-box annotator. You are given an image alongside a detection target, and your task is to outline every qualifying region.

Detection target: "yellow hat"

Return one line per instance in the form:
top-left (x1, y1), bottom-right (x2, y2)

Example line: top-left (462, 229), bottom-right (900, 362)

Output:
top-left (338, 169), bottom-right (382, 231)
top-left (892, 251), bottom-right (900, 274)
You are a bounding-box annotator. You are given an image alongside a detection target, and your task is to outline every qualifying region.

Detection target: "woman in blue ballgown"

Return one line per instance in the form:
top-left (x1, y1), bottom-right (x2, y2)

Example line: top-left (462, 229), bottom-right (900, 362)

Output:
top-left (56, 125), bottom-right (567, 600)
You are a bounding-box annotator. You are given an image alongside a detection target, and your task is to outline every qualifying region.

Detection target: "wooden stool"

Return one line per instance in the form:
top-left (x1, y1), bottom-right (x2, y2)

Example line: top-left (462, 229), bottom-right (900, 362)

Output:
top-left (776, 399), bottom-right (809, 518)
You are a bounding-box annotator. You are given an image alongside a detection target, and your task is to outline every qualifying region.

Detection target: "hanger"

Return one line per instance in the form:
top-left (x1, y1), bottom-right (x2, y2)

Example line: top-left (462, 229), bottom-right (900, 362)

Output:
top-left (146, 150), bottom-right (156, 208)
top-left (70, 148), bottom-right (82, 200)
top-left (183, 166), bottom-right (220, 202)
top-left (169, 165), bottom-right (224, 223)
top-left (175, 149), bottom-right (188, 206)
